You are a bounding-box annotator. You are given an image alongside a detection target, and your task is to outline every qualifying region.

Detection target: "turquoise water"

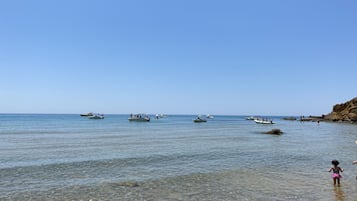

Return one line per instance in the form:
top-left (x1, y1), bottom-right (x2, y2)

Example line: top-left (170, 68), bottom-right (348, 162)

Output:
top-left (1, 114), bottom-right (357, 200)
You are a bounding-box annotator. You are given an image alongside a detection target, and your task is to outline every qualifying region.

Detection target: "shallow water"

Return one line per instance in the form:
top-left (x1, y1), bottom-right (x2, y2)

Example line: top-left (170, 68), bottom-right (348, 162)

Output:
top-left (1, 114), bottom-right (357, 200)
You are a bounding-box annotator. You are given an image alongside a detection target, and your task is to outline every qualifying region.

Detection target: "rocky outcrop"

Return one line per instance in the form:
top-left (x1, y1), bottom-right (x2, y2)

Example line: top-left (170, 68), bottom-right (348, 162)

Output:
top-left (324, 97), bottom-right (357, 123)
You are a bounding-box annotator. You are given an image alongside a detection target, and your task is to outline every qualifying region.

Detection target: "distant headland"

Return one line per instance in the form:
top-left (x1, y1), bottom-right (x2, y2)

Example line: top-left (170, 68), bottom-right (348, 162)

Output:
top-left (303, 97), bottom-right (357, 123)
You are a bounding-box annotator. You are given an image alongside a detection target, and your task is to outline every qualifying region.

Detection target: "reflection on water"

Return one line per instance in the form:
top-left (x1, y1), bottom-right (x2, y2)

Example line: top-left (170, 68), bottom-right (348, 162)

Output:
top-left (333, 186), bottom-right (345, 201)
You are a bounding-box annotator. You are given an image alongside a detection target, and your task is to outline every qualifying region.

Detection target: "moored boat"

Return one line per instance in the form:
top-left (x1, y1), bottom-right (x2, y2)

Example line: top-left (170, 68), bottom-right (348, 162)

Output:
top-left (128, 114), bottom-right (150, 122)
top-left (193, 116), bottom-right (207, 123)
top-left (80, 112), bottom-right (93, 117)
top-left (254, 118), bottom-right (274, 124)
top-left (206, 114), bottom-right (214, 119)
top-left (88, 114), bottom-right (104, 119)
top-left (246, 116), bottom-right (256, 120)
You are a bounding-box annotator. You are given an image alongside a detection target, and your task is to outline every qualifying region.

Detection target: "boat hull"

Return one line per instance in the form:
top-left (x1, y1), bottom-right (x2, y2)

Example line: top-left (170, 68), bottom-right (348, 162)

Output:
top-left (128, 114), bottom-right (150, 122)
top-left (80, 113), bottom-right (93, 117)
top-left (193, 119), bottom-right (207, 123)
top-left (128, 118), bottom-right (150, 122)
top-left (254, 119), bottom-right (274, 124)
top-left (88, 115), bottom-right (104, 119)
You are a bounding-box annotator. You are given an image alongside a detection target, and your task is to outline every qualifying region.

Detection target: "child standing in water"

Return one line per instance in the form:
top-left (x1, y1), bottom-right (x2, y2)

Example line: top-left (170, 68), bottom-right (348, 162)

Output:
top-left (329, 160), bottom-right (344, 185)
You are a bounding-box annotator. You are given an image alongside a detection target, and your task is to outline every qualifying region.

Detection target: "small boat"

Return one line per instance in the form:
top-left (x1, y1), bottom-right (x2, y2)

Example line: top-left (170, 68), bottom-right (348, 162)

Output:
top-left (254, 118), bottom-right (274, 124)
top-left (246, 116), bottom-right (256, 120)
top-left (206, 114), bottom-right (214, 119)
top-left (155, 114), bottom-right (166, 119)
top-left (88, 114), bottom-right (104, 119)
top-left (193, 116), bottom-right (207, 123)
top-left (193, 118), bottom-right (207, 123)
top-left (80, 112), bottom-right (93, 117)
top-left (128, 114), bottom-right (150, 122)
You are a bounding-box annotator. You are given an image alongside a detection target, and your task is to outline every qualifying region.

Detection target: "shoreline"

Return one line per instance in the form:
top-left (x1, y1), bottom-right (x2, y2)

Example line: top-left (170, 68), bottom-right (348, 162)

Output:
top-left (3, 168), bottom-right (356, 201)
top-left (0, 170), bottom-right (323, 201)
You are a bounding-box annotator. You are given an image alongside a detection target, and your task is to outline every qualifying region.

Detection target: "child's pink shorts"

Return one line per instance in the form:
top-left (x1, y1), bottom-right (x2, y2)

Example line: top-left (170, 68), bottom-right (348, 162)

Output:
top-left (332, 173), bottom-right (342, 179)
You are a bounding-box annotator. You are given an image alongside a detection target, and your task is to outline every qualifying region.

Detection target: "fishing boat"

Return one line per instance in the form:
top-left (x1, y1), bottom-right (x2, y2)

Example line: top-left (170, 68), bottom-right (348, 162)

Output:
top-left (128, 114), bottom-right (150, 122)
top-left (254, 118), bottom-right (274, 124)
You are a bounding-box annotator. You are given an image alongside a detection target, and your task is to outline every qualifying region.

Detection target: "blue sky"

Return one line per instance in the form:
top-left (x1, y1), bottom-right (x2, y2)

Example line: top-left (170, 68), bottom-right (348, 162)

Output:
top-left (0, 0), bottom-right (356, 115)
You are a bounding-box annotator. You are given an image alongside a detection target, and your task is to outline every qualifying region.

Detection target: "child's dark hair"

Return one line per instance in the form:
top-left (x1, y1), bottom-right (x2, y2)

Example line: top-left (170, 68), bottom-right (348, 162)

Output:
top-left (332, 160), bottom-right (339, 166)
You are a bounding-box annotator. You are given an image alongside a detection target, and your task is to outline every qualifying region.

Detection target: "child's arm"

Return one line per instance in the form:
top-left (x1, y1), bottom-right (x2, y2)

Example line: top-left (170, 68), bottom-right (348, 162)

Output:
top-left (328, 167), bottom-right (332, 172)
top-left (339, 167), bottom-right (344, 172)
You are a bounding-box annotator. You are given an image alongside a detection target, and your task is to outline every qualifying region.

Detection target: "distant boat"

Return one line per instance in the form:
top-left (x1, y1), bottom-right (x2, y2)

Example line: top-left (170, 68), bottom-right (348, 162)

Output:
top-left (80, 112), bottom-right (93, 117)
top-left (155, 114), bottom-right (166, 119)
top-left (128, 114), bottom-right (150, 122)
top-left (246, 116), bottom-right (256, 120)
top-left (193, 116), bottom-right (207, 123)
top-left (206, 114), bottom-right (214, 119)
top-left (88, 113), bottom-right (104, 119)
top-left (254, 118), bottom-right (274, 124)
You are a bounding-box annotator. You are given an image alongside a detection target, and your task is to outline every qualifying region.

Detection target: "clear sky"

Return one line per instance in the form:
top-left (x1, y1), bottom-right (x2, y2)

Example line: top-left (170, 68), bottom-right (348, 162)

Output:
top-left (0, 0), bottom-right (356, 116)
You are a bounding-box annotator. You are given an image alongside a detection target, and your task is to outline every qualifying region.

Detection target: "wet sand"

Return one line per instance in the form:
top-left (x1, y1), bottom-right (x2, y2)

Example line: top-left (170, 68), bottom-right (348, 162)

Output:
top-left (3, 169), bottom-right (351, 201)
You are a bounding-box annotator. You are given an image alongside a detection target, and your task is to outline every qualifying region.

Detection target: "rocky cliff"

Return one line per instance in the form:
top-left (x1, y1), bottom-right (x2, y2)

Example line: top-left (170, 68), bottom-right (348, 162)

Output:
top-left (324, 97), bottom-right (357, 123)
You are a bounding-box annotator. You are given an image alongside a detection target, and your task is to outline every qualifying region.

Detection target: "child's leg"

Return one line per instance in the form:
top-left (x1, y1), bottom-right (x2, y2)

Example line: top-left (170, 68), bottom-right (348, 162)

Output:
top-left (337, 178), bottom-right (340, 185)
top-left (333, 178), bottom-right (337, 185)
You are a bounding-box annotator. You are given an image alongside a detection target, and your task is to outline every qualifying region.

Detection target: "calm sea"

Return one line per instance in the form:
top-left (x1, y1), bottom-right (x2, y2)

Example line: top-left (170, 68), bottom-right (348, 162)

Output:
top-left (1, 114), bottom-right (357, 200)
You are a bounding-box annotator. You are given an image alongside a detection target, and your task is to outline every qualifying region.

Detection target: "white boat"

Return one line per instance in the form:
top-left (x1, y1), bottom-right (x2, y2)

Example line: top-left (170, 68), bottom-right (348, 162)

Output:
top-left (206, 114), bottom-right (214, 119)
top-left (254, 118), bottom-right (274, 124)
top-left (88, 114), bottom-right (104, 119)
top-left (155, 114), bottom-right (166, 119)
top-left (128, 114), bottom-right (150, 122)
top-left (246, 116), bottom-right (256, 120)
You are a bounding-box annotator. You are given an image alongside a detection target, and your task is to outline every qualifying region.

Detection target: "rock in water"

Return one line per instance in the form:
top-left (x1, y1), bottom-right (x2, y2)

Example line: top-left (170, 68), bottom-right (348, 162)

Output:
top-left (264, 129), bottom-right (283, 135)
